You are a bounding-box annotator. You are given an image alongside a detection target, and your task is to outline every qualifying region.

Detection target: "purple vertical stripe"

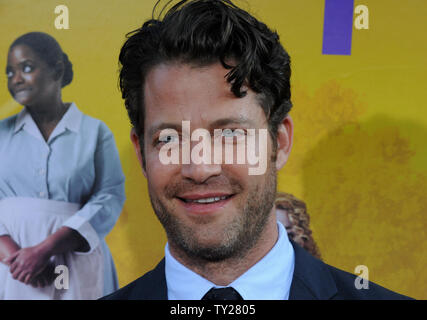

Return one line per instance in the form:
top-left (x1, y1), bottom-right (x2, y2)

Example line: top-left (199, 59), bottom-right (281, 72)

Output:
top-left (322, 0), bottom-right (354, 55)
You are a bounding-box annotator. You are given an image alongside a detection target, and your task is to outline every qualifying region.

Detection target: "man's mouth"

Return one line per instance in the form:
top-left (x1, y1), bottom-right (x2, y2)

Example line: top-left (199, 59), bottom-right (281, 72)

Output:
top-left (178, 195), bottom-right (232, 204)
top-left (175, 193), bottom-right (235, 214)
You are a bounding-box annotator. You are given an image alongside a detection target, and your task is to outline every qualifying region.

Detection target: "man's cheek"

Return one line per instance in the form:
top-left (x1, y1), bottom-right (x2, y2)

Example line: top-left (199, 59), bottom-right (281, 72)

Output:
top-left (147, 163), bottom-right (177, 188)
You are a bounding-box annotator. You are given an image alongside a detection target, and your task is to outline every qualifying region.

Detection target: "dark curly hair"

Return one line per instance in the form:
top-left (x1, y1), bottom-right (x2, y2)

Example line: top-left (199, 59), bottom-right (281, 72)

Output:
top-left (10, 32), bottom-right (73, 88)
top-left (119, 0), bottom-right (292, 157)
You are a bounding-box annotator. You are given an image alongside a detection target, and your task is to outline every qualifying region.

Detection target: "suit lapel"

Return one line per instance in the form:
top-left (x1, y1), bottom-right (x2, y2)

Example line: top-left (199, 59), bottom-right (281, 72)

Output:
top-left (140, 242), bottom-right (338, 300)
top-left (289, 240), bottom-right (338, 300)
top-left (133, 259), bottom-right (168, 299)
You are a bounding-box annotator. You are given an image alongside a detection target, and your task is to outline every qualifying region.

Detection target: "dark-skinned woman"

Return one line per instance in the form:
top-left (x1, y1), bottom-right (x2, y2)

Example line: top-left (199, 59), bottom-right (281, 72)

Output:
top-left (0, 32), bottom-right (125, 299)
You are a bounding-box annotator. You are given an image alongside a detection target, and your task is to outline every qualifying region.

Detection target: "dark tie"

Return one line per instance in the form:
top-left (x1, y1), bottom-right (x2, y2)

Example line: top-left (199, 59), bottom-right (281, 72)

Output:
top-left (202, 287), bottom-right (243, 300)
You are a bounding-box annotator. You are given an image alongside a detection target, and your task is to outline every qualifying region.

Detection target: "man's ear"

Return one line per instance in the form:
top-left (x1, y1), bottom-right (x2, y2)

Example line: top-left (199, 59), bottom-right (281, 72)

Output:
top-left (130, 127), bottom-right (147, 178)
top-left (275, 115), bottom-right (293, 171)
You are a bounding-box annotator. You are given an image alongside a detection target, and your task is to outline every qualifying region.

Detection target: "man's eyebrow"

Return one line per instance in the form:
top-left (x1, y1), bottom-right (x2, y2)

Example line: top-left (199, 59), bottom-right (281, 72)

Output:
top-left (210, 117), bottom-right (257, 128)
top-left (147, 117), bottom-right (258, 137)
top-left (147, 123), bottom-right (182, 138)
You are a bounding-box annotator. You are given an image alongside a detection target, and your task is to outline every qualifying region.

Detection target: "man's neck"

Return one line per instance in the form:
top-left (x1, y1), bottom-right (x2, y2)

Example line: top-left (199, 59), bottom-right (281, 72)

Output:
top-left (168, 214), bottom-right (279, 286)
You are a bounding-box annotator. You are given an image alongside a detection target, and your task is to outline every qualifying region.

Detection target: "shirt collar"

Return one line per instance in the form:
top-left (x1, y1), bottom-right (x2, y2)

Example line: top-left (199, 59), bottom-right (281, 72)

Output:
top-left (165, 221), bottom-right (295, 300)
top-left (165, 244), bottom-right (214, 300)
top-left (57, 102), bottom-right (82, 133)
top-left (13, 102), bottom-right (82, 139)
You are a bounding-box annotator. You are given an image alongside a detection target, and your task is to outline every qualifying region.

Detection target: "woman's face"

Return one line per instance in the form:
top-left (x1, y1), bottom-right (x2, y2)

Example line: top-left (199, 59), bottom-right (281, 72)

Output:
top-left (6, 44), bottom-right (58, 108)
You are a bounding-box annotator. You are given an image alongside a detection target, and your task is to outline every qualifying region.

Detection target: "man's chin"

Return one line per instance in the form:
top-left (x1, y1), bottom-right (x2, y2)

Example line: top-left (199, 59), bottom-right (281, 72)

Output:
top-left (179, 241), bottom-right (242, 262)
top-left (171, 226), bottom-right (248, 262)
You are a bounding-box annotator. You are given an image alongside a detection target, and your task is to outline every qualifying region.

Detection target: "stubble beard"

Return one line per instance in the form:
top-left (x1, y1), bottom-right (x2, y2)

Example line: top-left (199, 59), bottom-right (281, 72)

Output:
top-left (148, 164), bottom-right (277, 265)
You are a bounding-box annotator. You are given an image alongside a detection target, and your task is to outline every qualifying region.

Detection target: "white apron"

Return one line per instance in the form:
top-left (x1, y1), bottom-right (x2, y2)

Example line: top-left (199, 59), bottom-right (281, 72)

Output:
top-left (0, 197), bottom-right (103, 300)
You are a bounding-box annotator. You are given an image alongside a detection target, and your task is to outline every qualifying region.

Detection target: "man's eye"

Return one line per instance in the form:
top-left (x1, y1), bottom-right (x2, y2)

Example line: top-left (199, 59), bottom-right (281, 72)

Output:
top-left (158, 135), bottom-right (178, 144)
top-left (222, 129), bottom-right (246, 138)
top-left (6, 70), bottom-right (13, 78)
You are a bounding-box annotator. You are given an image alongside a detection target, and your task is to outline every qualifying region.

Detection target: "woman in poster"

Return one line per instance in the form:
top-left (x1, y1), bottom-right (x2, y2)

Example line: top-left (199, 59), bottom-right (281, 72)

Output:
top-left (0, 32), bottom-right (125, 299)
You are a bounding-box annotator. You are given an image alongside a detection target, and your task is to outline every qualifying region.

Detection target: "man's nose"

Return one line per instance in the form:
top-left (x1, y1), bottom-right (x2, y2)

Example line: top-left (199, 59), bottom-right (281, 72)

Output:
top-left (181, 159), bottom-right (222, 184)
top-left (179, 132), bottom-right (222, 183)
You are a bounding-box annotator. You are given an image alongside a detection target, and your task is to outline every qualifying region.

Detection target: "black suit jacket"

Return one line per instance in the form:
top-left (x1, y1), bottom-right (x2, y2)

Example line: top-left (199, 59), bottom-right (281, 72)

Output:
top-left (102, 240), bottom-right (412, 300)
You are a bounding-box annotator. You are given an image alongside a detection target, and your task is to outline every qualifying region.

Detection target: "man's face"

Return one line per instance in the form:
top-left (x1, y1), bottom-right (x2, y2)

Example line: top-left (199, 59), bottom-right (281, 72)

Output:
top-left (132, 62), bottom-right (293, 262)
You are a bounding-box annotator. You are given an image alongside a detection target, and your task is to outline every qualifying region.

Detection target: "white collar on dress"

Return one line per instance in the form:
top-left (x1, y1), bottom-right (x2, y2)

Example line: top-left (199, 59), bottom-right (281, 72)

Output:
top-left (13, 102), bottom-right (82, 141)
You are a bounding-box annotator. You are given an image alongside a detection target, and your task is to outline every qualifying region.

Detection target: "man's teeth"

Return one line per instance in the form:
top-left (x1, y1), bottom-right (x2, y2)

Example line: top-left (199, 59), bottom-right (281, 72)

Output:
top-left (184, 196), bottom-right (229, 204)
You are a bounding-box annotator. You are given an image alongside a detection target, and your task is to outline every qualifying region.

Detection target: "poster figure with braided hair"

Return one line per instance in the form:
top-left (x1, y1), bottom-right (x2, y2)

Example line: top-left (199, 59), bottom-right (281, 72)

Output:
top-left (0, 32), bottom-right (125, 299)
top-left (275, 192), bottom-right (321, 260)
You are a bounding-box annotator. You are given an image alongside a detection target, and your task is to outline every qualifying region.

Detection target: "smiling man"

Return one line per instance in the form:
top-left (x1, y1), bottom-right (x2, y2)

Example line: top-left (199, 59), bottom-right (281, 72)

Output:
top-left (104, 0), bottom-right (411, 300)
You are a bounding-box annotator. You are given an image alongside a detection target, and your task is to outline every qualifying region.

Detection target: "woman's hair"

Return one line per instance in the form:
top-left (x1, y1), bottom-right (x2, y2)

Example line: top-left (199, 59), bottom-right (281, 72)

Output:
top-left (10, 32), bottom-right (73, 88)
top-left (275, 192), bottom-right (322, 260)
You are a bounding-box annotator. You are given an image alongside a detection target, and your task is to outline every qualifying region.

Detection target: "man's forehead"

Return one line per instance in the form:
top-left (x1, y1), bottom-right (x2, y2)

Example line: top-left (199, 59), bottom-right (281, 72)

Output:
top-left (144, 62), bottom-right (234, 102)
top-left (143, 62), bottom-right (267, 136)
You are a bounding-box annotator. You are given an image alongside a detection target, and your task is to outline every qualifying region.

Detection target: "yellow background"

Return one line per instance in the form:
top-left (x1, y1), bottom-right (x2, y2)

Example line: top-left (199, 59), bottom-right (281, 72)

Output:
top-left (0, 0), bottom-right (425, 299)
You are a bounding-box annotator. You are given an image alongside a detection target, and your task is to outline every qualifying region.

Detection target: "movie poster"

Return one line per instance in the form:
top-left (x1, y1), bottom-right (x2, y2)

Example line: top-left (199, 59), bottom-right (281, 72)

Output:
top-left (0, 0), bottom-right (425, 301)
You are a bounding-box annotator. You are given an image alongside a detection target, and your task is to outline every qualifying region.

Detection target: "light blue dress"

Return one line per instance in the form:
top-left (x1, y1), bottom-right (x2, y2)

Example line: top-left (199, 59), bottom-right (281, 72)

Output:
top-left (0, 103), bottom-right (126, 296)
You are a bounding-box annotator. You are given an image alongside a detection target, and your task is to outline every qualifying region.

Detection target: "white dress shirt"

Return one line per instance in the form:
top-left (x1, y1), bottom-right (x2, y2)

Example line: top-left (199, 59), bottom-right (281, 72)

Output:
top-left (165, 221), bottom-right (295, 300)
